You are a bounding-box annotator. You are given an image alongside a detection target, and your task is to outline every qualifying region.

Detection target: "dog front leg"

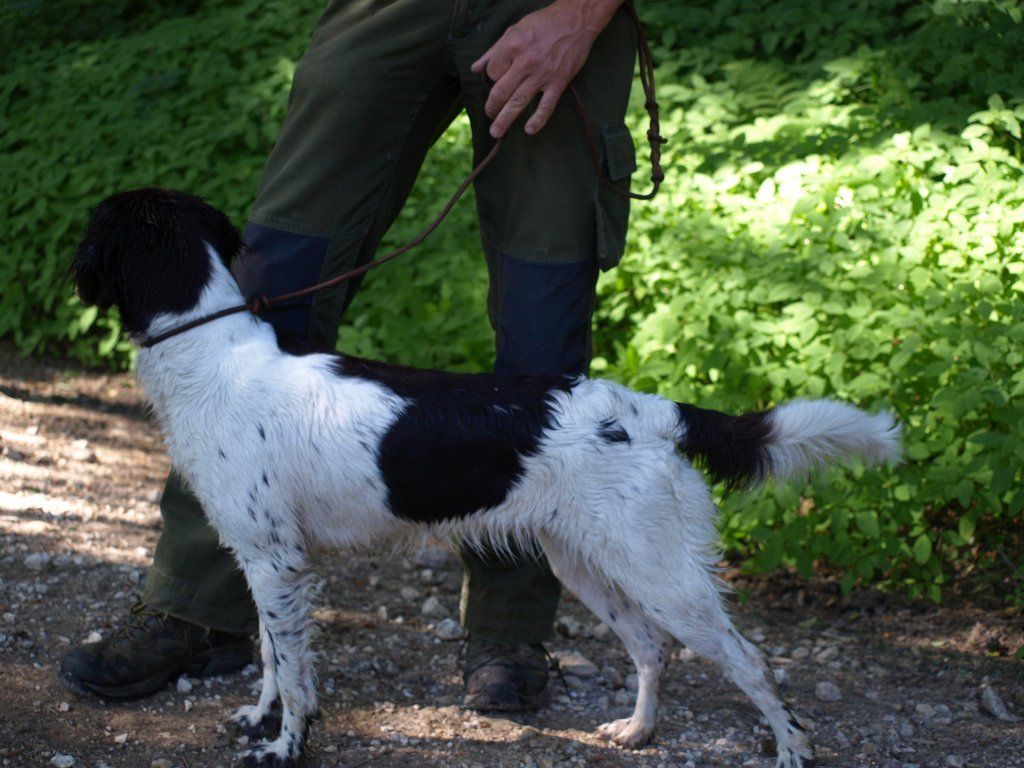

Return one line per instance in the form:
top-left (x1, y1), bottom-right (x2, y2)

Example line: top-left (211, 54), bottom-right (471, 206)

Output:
top-left (238, 558), bottom-right (317, 768)
top-left (231, 618), bottom-right (281, 739)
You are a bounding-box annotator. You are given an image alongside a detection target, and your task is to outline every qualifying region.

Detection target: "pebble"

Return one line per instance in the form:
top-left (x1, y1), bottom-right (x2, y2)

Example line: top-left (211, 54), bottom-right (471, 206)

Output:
top-left (815, 681), bottom-right (842, 702)
top-left (593, 622), bottom-right (611, 639)
top-left (421, 596), bottom-right (449, 619)
top-left (773, 667), bottom-right (790, 687)
top-left (151, 760), bottom-right (173, 768)
top-left (612, 689), bottom-right (632, 706)
top-left (552, 650), bottom-right (598, 678)
top-left (85, 630), bottom-right (103, 644)
top-left (399, 586), bottom-right (419, 601)
top-left (415, 545), bottom-right (451, 569)
top-left (556, 615), bottom-right (585, 638)
top-left (114, 733), bottom-right (128, 745)
top-left (625, 673), bottom-right (639, 692)
top-left (434, 618), bottom-right (463, 641)
top-left (176, 676), bottom-right (193, 693)
top-left (601, 664), bottom-right (624, 690)
top-left (946, 756), bottom-right (965, 768)
top-left (57, 701), bottom-right (70, 712)
top-left (980, 683), bottom-right (1020, 722)
top-left (814, 646), bottom-right (839, 664)
top-left (792, 646), bottom-right (811, 660)
top-left (24, 552), bottom-right (52, 571)
top-left (50, 756), bottom-right (74, 768)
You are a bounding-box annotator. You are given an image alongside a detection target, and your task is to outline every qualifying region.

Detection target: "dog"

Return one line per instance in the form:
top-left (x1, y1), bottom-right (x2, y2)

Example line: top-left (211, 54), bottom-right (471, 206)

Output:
top-left (70, 188), bottom-right (900, 767)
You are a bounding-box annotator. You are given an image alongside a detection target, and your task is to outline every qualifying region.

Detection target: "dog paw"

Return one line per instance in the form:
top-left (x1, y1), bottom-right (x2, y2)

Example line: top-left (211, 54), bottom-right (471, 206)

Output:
top-left (775, 744), bottom-right (816, 768)
top-left (240, 740), bottom-right (299, 768)
top-left (231, 703), bottom-right (282, 740)
top-left (596, 717), bottom-right (654, 748)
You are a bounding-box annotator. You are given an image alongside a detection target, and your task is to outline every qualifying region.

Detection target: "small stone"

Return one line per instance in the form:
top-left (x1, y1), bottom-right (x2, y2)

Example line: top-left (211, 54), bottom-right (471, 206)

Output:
top-left (863, 741), bottom-right (878, 756)
top-left (612, 689), bottom-right (632, 706)
top-left (176, 677), bottom-right (193, 693)
top-left (84, 630), bottom-right (102, 644)
top-left (24, 552), bottom-right (51, 571)
top-left (434, 618), bottom-right (463, 641)
top-left (791, 646), bottom-right (811, 660)
top-left (421, 596), bottom-right (448, 619)
top-left (184, 699), bottom-right (194, 712)
top-left (399, 586), bottom-right (419, 601)
top-left (552, 650), bottom-right (598, 678)
top-left (814, 646), bottom-right (839, 664)
top-left (601, 664), bottom-right (624, 690)
top-left (593, 622), bottom-right (611, 639)
top-left (980, 683), bottom-right (1020, 722)
top-left (945, 756), bottom-right (965, 768)
top-left (57, 701), bottom-right (70, 712)
top-left (773, 667), bottom-right (790, 687)
top-left (114, 733), bottom-right (128, 745)
top-left (151, 760), bottom-right (173, 768)
top-left (376, 605), bottom-right (388, 622)
top-left (815, 681), bottom-right (841, 702)
top-left (899, 721), bottom-right (914, 739)
top-left (50, 755), bottom-right (75, 768)
top-left (555, 615), bottom-right (585, 638)
top-left (415, 545), bottom-right (451, 569)
top-left (625, 673), bottom-right (639, 692)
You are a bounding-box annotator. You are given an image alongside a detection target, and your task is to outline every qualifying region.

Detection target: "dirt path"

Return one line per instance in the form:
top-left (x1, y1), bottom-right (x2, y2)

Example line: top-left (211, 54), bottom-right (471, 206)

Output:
top-left (1, 344), bottom-right (1022, 768)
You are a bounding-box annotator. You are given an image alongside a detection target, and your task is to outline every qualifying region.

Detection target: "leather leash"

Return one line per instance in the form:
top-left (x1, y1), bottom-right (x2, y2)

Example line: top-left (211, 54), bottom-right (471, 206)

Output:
top-left (139, 0), bottom-right (665, 349)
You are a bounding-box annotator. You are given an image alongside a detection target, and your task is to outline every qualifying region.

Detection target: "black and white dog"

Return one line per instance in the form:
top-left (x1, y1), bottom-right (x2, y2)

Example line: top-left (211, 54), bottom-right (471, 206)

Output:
top-left (70, 189), bottom-right (900, 767)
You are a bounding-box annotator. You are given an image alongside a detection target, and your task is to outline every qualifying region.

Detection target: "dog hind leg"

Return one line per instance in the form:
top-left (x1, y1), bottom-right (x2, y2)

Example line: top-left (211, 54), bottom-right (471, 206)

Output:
top-left (541, 541), bottom-right (672, 748)
top-left (612, 560), bottom-right (815, 768)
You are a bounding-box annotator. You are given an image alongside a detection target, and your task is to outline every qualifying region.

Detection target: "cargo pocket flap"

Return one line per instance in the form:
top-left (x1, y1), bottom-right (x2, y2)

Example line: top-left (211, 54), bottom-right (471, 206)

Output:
top-left (600, 123), bottom-right (637, 181)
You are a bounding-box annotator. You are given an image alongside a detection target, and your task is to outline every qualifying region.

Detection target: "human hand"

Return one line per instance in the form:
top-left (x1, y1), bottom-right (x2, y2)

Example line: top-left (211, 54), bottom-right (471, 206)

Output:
top-left (471, 0), bottom-right (624, 138)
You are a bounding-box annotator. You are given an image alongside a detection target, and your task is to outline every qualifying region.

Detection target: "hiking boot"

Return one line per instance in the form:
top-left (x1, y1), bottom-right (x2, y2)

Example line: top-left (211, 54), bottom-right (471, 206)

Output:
top-left (59, 602), bottom-right (253, 701)
top-left (462, 636), bottom-right (550, 712)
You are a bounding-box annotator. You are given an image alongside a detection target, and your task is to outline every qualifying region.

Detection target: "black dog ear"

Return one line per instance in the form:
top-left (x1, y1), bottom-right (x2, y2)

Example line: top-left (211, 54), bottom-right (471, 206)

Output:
top-left (69, 241), bottom-right (117, 310)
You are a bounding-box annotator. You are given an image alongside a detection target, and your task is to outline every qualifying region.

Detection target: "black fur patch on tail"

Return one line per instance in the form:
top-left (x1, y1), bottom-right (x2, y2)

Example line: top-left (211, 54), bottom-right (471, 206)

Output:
top-left (676, 403), bottom-right (774, 489)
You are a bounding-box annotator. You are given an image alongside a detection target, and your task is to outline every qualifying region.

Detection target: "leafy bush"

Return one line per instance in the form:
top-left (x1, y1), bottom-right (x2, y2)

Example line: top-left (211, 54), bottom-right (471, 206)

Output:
top-left (2, 0), bottom-right (1022, 602)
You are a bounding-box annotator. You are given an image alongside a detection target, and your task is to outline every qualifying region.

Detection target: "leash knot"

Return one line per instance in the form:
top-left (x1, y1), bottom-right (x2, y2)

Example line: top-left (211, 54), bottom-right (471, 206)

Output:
top-left (250, 294), bottom-right (273, 315)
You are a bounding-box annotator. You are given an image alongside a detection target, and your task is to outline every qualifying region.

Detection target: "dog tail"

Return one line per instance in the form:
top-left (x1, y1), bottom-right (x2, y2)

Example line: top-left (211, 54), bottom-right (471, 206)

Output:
top-left (675, 399), bottom-right (901, 489)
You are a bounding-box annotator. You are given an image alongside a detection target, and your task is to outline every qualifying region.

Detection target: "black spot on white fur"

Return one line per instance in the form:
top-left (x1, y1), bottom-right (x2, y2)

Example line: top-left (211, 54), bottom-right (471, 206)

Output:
top-left (331, 356), bottom-right (574, 522)
top-left (597, 417), bottom-right (631, 445)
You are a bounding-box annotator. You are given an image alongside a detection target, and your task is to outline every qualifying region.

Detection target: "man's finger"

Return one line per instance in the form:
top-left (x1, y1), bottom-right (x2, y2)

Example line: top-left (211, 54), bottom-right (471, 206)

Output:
top-left (524, 82), bottom-right (566, 135)
top-left (489, 76), bottom-right (542, 139)
top-left (484, 63), bottom-right (528, 119)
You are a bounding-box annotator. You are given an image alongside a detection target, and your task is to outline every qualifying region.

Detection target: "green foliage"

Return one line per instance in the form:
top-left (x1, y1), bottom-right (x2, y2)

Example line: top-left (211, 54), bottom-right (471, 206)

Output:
top-left (2, 0), bottom-right (1022, 602)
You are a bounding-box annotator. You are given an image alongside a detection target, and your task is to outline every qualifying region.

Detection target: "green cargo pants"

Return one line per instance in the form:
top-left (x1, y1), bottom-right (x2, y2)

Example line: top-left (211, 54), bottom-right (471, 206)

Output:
top-left (143, 0), bottom-right (637, 643)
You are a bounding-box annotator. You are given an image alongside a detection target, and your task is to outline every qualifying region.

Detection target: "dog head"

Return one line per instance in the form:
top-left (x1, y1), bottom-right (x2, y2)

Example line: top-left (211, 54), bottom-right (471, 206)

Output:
top-left (70, 188), bottom-right (242, 336)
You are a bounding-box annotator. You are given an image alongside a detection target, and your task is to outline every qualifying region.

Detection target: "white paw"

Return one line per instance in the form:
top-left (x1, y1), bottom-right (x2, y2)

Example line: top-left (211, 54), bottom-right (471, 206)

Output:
top-left (775, 742), bottom-right (816, 768)
top-left (596, 716), bottom-right (654, 747)
top-left (240, 737), bottom-right (298, 767)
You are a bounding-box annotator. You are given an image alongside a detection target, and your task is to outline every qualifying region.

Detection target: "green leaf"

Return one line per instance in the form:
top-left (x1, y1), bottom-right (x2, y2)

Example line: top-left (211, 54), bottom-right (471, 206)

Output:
top-left (913, 534), bottom-right (933, 565)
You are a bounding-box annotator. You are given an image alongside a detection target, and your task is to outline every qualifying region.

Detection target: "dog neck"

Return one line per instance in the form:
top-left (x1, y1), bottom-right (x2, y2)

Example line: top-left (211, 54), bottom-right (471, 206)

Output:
top-left (133, 253), bottom-right (277, 414)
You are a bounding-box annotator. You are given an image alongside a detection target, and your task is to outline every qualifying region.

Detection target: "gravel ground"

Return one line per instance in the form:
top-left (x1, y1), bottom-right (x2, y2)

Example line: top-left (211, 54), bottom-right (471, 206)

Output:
top-left (1, 343), bottom-right (1022, 768)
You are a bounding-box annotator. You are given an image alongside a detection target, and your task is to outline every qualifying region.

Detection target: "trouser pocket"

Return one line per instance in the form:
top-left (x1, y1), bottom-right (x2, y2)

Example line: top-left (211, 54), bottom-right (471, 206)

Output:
top-left (594, 122), bottom-right (637, 271)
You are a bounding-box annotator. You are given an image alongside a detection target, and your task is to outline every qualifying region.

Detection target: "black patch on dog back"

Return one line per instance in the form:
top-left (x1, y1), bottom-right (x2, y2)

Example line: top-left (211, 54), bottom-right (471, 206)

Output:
top-left (69, 188), bottom-right (242, 335)
top-left (596, 418), bottom-right (631, 445)
top-left (330, 355), bottom-right (576, 522)
top-left (675, 403), bottom-right (773, 489)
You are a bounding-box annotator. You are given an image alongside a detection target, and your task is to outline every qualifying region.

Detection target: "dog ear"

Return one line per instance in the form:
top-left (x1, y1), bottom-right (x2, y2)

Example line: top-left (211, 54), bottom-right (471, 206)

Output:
top-left (69, 237), bottom-right (118, 310)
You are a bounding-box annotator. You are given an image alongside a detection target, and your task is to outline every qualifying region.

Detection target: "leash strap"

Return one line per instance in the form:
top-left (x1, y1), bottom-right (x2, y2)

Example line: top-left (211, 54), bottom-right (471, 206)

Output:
top-left (139, 0), bottom-right (663, 349)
